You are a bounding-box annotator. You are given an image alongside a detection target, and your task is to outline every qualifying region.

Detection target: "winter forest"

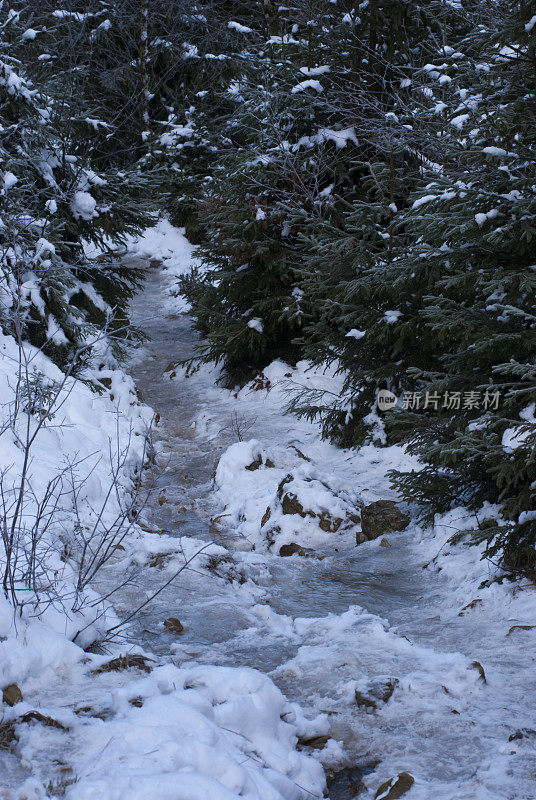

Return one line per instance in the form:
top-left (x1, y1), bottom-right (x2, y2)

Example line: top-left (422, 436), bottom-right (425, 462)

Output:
top-left (1, 0), bottom-right (536, 797)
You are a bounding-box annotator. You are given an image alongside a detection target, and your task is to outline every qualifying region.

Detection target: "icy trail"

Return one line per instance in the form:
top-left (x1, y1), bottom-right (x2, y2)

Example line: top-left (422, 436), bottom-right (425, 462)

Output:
top-left (120, 228), bottom-right (536, 800)
top-left (3, 227), bottom-right (533, 799)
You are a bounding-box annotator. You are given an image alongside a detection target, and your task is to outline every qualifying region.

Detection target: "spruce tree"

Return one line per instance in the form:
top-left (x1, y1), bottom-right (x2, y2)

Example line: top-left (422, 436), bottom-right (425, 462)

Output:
top-left (1, 5), bottom-right (151, 365)
top-left (283, 0), bottom-right (459, 444)
top-left (179, 0), bottom-right (369, 385)
top-left (386, 1), bottom-right (536, 572)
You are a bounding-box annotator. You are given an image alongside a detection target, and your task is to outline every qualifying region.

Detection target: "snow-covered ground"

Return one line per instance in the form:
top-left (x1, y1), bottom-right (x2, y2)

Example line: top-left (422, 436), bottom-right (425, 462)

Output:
top-left (1, 222), bottom-right (535, 799)
top-left (126, 223), bottom-right (536, 800)
top-left (0, 223), bottom-right (326, 800)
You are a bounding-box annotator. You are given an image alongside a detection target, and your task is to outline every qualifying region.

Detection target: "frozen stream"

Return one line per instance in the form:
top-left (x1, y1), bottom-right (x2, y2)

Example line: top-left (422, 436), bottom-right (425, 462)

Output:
top-left (122, 261), bottom-right (536, 800)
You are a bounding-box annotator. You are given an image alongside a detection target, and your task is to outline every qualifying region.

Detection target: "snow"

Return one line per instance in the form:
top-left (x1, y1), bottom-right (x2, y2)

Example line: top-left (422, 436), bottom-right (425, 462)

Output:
top-left (411, 194), bottom-right (436, 209)
top-left (4, 223), bottom-right (536, 800)
top-left (450, 113), bottom-right (469, 129)
top-left (65, 664), bottom-right (325, 800)
top-left (475, 209), bottom-right (498, 227)
top-left (299, 66), bottom-right (330, 76)
top-left (317, 127), bottom-right (357, 149)
top-left (383, 309), bottom-right (402, 324)
top-left (228, 21), bottom-right (253, 34)
top-left (345, 328), bottom-right (366, 339)
top-left (0, 235), bottom-right (324, 799)
top-left (291, 80), bottom-right (323, 94)
top-left (3, 171), bottom-right (18, 190)
top-left (525, 15), bottom-right (536, 33)
top-left (126, 219), bottom-right (200, 313)
top-left (70, 190), bottom-right (97, 221)
top-left (482, 146), bottom-right (507, 157)
top-left (247, 317), bottom-right (264, 333)
top-left (144, 225), bottom-right (536, 800)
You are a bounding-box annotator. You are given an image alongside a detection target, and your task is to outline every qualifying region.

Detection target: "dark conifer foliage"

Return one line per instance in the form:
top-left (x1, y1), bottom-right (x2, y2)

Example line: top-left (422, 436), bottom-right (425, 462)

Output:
top-left (178, 1), bottom-right (536, 571)
top-left (3, 0), bottom-right (536, 571)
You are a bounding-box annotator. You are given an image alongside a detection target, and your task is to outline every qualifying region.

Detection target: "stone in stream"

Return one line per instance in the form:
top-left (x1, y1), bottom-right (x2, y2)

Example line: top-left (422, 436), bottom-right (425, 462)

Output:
top-left (274, 473), bottom-right (361, 537)
top-left (2, 684), bottom-right (23, 707)
top-left (296, 734), bottom-right (330, 750)
top-left (327, 761), bottom-right (380, 799)
top-left (279, 543), bottom-right (306, 557)
top-left (374, 772), bottom-right (414, 799)
top-left (360, 500), bottom-right (410, 542)
top-left (164, 617), bottom-right (185, 634)
top-left (354, 677), bottom-right (398, 710)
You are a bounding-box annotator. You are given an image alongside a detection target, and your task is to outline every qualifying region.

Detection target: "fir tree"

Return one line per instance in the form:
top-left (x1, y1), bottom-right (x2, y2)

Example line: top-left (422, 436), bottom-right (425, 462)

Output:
top-left (386, 1), bottom-right (536, 572)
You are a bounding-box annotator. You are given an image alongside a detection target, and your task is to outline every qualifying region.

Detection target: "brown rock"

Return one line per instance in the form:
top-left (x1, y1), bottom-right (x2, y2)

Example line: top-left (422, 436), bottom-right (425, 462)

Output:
top-left (3, 684), bottom-right (23, 707)
top-left (319, 512), bottom-right (343, 533)
top-left (281, 493), bottom-right (307, 518)
top-left (355, 678), bottom-right (398, 710)
top-left (279, 543), bottom-right (305, 557)
top-left (361, 501), bottom-right (410, 542)
top-left (380, 538), bottom-right (392, 548)
top-left (296, 734), bottom-right (330, 750)
top-left (93, 654), bottom-right (153, 674)
top-left (375, 772), bottom-right (415, 799)
top-left (261, 507), bottom-right (271, 527)
top-left (164, 617), bottom-right (185, 634)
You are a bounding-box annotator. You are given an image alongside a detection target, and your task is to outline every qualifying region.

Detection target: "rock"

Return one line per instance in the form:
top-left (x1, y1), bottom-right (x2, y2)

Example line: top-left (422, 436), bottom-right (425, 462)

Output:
top-left (375, 772), bottom-right (415, 799)
top-left (296, 734), bottom-right (330, 750)
top-left (2, 684), bottom-right (23, 707)
top-left (509, 728), bottom-right (536, 741)
top-left (261, 506), bottom-right (271, 527)
top-left (319, 511), bottom-right (343, 532)
top-left (246, 454), bottom-right (275, 471)
top-left (279, 543), bottom-right (305, 557)
top-left (380, 537), bottom-right (392, 548)
top-left (361, 500), bottom-right (410, 542)
top-left (327, 762), bottom-right (380, 798)
top-left (164, 617), bottom-right (185, 634)
top-left (281, 492), bottom-right (307, 518)
top-left (355, 678), bottom-right (398, 710)
top-left (93, 654), bottom-right (154, 674)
